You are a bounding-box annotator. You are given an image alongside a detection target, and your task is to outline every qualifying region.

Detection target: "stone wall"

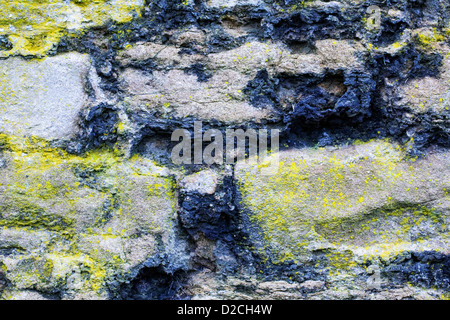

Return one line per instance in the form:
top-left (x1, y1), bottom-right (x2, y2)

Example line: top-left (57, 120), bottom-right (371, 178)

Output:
top-left (0, 0), bottom-right (449, 300)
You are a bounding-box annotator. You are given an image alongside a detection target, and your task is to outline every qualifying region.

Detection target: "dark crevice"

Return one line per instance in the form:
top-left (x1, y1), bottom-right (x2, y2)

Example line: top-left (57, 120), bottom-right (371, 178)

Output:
top-left (117, 266), bottom-right (189, 300)
top-left (373, 19), bottom-right (409, 47)
top-left (382, 251), bottom-right (450, 290)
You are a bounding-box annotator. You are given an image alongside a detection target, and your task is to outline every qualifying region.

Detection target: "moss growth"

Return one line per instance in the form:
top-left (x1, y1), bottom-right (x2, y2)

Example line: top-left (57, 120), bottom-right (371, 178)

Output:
top-left (0, 134), bottom-right (178, 294)
top-left (0, 0), bottom-right (144, 57)
top-left (236, 139), bottom-right (450, 266)
top-left (0, 205), bottom-right (74, 234)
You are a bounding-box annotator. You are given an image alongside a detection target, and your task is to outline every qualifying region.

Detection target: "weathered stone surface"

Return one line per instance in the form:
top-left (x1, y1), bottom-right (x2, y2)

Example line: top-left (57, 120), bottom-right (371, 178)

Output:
top-left (185, 269), bottom-right (446, 300)
top-left (120, 68), bottom-right (274, 123)
top-left (118, 39), bottom-right (363, 124)
top-left (1, 290), bottom-right (51, 300)
top-left (0, 53), bottom-right (91, 140)
top-left (235, 140), bottom-right (450, 265)
top-left (0, 135), bottom-right (189, 299)
top-left (398, 44), bottom-right (450, 114)
top-left (0, 0), bottom-right (144, 57)
top-left (180, 170), bottom-right (220, 195)
top-left (207, 0), bottom-right (265, 8)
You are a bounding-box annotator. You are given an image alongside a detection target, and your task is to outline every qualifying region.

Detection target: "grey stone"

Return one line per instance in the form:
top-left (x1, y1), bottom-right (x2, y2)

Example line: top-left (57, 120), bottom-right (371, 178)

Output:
top-left (0, 53), bottom-right (91, 140)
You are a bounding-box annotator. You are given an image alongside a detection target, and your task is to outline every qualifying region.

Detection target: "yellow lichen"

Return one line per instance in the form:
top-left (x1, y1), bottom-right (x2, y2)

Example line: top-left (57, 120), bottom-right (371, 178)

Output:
top-left (236, 139), bottom-right (450, 266)
top-left (0, 0), bottom-right (144, 57)
top-left (0, 133), bottom-right (178, 294)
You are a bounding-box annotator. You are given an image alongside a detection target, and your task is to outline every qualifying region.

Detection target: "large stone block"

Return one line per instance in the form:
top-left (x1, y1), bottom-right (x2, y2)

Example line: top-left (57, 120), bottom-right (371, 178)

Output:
top-left (0, 53), bottom-right (91, 140)
top-left (118, 39), bottom-right (363, 124)
top-left (235, 140), bottom-right (450, 264)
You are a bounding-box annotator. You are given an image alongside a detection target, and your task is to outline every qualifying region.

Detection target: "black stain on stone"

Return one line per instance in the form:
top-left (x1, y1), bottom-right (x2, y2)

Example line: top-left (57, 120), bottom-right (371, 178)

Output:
top-left (290, 71), bottom-right (375, 125)
top-left (264, 5), bottom-right (364, 44)
top-left (179, 175), bottom-right (237, 238)
top-left (382, 251), bottom-right (450, 290)
top-left (178, 174), bottom-right (257, 274)
top-left (373, 19), bottom-right (409, 47)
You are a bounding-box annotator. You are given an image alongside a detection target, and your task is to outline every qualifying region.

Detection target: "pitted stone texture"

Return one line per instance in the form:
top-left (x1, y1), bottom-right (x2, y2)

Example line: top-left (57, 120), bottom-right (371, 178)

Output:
top-left (119, 40), bottom-right (362, 77)
top-left (0, 138), bottom-right (189, 298)
top-left (118, 40), bottom-right (363, 123)
top-left (120, 68), bottom-right (273, 123)
top-left (235, 140), bottom-right (450, 264)
top-left (184, 270), bottom-right (445, 300)
top-left (0, 53), bottom-right (91, 140)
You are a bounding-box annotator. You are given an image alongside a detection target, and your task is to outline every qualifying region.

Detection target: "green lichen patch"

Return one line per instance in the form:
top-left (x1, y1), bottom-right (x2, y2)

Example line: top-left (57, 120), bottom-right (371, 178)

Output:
top-left (0, 0), bottom-right (144, 57)
top-left (0, 135), bottom-right (114, 233)
top-left (415, 28), bottom-right (446, 50)
top-left (235, 140), bottom-right (450, 266)
top-left (0, 206), bottom-right (74, 234)
top-left (397, 43), bottom-right (450, 114)
top-left (92, 154), bottom-right (178, 237)
top-left (0, 134), bottom-right (183, 296)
